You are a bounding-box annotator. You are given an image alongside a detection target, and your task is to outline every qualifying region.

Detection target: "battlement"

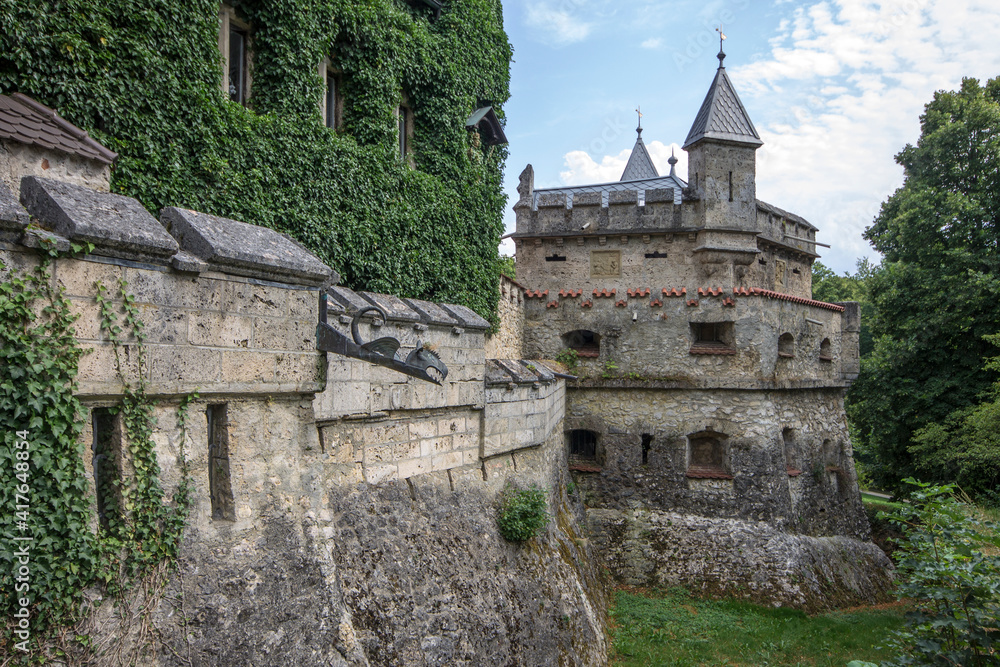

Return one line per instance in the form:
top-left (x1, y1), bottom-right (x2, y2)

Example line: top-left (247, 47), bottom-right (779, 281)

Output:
top-left (516, 185), bottom-right (689, 238)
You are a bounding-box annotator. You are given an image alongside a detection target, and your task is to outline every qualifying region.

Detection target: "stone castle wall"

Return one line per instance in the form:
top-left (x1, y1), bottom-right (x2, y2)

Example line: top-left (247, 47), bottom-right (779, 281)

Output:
top-left (0, 175), bottom-right (607, 666)
top-left (484, 274), bottom-right (524, 359)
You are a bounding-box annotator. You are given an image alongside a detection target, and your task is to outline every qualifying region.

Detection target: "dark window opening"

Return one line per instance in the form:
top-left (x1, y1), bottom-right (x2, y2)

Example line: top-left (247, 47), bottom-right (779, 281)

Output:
top-left (92, 408), bottom-right (121, 531)
top-left (690, 322), bottom-right (735, 354)
top-left (228, 26), bottom-right (248, 104)
top-left (645, 251), bottom-right (668, 259)
top-left (545, 254), bottom-right (567, 262)
top-left (783, 427), bottom-right (800, 476)
top-left (819, 338), bottom-right (832, 361)
top-left (324, 68), bottom-right (339, 129)
top-left (728, 171), bottom-right (733, 202)
top-left (398, 106), bottom-right (409, 158)
top-left (563, 329), bottom-right (601, 358)
top-left (778, 333), bottom-right (794, 358)
top-left (567, 429), bottom-right (600, 471)
top-left (686, 431), bottom-right (731, 479)
top-left (641, 434), bottom-right (652, 465)
top-left (208, 404), bottom-right (235, 521)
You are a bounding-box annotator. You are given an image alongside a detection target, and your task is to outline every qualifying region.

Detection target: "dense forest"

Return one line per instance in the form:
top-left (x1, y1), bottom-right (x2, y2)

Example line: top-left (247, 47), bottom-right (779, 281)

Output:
top-left (815, 76), bottom-right (1000, 502)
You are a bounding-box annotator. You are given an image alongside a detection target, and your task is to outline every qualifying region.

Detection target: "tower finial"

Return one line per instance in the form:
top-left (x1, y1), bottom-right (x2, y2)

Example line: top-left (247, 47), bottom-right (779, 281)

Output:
top-left (635, 105), bottom-right (643, 136)
top-left (668, 147), bottom-right (678, 177)
top-left (716, 25), bottom-right (727, 67)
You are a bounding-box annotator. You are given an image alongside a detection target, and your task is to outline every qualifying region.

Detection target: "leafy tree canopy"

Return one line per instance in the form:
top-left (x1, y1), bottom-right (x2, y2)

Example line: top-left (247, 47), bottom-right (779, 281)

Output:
top-left (849, 77), bottom-right (1000, 492)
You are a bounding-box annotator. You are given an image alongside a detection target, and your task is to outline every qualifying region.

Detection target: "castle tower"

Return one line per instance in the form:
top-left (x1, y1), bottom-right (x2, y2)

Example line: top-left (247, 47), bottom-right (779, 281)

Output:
top-left (683, 48), bottom-right (762, 232)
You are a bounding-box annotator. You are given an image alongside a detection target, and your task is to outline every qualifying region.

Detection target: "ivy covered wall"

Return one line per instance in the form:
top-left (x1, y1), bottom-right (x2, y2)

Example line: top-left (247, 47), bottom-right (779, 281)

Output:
top-left (0, 0), bottom-right (512, 320)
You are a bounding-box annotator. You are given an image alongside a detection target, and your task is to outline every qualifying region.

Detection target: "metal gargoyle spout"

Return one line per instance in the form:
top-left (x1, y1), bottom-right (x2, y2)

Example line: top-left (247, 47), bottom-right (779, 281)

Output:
top-left (316, 300), bottom-right (448, 385)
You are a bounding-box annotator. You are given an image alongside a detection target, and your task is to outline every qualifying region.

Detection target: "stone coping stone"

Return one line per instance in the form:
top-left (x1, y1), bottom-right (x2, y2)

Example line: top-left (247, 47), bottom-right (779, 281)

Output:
top-left (0, 180), bottom-right (29, 240)
top-left (360, 292), bottom-right (420, 322)
top-left (20, 176), bottom-right (178, 260)
top-left (441, 303), bottom-right (490, 331)
top-left (328, 285), bottom-right (370, 313)
top-left (485, 359), bottom-right (557, 386)
top-left (403, 298), bottom-right (460, 327)
top-left (485, 360), bottom-right (513, 385)
top-left (161, 207), bottom-right (332, 287)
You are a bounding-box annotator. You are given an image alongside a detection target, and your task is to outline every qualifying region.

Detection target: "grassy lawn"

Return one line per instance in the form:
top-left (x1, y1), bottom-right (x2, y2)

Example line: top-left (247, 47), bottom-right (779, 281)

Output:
top-left (610, 587), bottom-right (907, 667)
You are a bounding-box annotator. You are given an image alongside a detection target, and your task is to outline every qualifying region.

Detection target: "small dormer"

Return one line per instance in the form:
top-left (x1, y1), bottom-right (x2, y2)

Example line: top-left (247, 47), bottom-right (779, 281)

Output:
top-left (0, 93), bottom-right (116, 193)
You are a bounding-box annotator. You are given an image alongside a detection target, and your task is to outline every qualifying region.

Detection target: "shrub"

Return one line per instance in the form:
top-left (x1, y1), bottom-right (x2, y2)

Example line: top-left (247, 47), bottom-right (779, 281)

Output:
top-left (555, 348), bottom-right (579, 372)
top-left (497, 485), bottom-right (548, 542)
top-left (883, 479), bottom-right (1000, 666)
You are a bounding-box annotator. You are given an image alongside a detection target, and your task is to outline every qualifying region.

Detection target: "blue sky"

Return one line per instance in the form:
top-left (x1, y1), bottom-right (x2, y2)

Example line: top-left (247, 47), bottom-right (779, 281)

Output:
top-left (498, 0), bottom-right (1000, 274)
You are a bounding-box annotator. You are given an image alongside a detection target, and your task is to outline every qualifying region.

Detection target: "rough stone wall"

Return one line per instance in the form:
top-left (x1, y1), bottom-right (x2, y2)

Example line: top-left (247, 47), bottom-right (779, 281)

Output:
top-left (0, 140), bottom-right (110, 193)
top-left (1, 175), bottom-right (607, 666)
top-left (565, 387), bottom-right (867, 537)
top-left (587, 508), bottom-right (892, 612)
top-left (522, 290), bottom-right (850, 387)
top-left (484, 274), bottom-right (524, 359)
top-left (686, 142), bottom-right (757, 230)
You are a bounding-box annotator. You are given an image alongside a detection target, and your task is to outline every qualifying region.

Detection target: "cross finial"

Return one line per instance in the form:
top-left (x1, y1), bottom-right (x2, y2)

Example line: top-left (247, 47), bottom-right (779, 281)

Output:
top-left (635, 105), bottom-right (643, 136)
top-left (716, 25), bottom-right (727, 67)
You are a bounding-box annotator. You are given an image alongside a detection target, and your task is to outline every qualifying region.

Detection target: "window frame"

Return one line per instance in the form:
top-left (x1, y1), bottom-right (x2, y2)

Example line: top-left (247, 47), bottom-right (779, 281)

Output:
top-left (219, 5), bottom-right (252, 106)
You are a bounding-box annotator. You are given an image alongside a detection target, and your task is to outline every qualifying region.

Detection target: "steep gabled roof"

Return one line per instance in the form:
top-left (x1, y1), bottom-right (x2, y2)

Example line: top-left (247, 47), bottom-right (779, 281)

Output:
top-left (620, 129), bottom-right (659, 181)
top-left (682, 64), bottom-right (762, 149)
top-left (0, 93), bottom-right (117, 164)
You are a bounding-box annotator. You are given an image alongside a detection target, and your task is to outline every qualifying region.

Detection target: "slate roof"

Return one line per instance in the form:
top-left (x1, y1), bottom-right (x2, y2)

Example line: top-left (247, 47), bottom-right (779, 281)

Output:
top-left (620, 129), bottom-right (659, 181)
top-left (683, 65), bottom-right (762, 149)
top-left (533, 174), bottom-right (686, 205)
top-left (0, 93), bottom-right (117, 164)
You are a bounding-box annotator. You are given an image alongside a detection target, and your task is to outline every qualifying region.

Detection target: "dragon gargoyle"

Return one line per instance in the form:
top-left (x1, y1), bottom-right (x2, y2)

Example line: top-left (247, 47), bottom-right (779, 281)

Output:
top-left (316, 301), bottom-right (448, 385)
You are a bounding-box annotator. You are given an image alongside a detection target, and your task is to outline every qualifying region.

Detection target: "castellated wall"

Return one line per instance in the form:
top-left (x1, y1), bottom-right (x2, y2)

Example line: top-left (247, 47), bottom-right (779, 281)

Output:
top-left (512, 187), bottom-right (817, 300)
top-left (1, 176), bottom-right (607, 666)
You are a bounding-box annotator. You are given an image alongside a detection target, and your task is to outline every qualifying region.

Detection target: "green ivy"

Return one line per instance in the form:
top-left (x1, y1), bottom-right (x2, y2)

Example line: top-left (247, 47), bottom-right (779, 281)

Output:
top-left (0, 0), bottom-right (512, 323)
top-left (0, 249), bottom-right (95, 653)
top-left (93, 278), bottom-right (192, 590)
top-left (0, 255), bottom-right (193, 659)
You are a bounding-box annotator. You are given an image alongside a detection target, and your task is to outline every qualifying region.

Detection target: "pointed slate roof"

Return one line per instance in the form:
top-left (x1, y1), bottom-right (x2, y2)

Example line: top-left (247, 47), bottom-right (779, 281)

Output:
top-left (682, 60), bottom-right (762, 149)
top-left (620, 128), bottom-right (659, 181)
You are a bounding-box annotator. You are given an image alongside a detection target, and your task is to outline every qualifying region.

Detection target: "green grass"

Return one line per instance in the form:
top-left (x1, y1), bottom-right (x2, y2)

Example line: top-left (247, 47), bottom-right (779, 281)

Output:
top-left (610, 588), bottom-right (907, 666)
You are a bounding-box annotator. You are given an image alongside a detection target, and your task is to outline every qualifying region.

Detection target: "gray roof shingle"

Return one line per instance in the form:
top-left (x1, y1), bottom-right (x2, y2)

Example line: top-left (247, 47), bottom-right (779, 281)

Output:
top-left (620, 130), bottom-right (659, 181)
top-left (683, 65), bottom-right (762, 149)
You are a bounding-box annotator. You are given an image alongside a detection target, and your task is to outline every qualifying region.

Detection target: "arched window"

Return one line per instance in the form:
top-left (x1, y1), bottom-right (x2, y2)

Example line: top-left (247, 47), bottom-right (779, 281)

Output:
top-left (778, 333), bottom-right (794, 358)
top-left (686, 431), bottom-right (731, 479)
top-left (562, 330), bottom-right (601, 358)
top-left (819, 338), bottom-right (832, 362)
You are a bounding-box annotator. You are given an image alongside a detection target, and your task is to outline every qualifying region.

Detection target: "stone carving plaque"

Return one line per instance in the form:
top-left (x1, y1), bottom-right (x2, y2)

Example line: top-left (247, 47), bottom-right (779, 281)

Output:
top-left (775, 259), bottom-right (787, 291)
top-left (590, 250), bottom-right (621, 278)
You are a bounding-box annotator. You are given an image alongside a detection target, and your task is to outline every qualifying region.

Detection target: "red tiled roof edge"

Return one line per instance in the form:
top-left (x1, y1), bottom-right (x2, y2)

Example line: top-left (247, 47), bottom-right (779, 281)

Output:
top-left (733, 287), bottom-right (845, 312)
top-left (8, 93), bottom-right (117, 164)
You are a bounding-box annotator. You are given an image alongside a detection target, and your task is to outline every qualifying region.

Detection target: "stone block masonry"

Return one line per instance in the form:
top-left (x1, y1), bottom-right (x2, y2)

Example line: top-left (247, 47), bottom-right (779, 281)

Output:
top-left (1, 172), bottom-right (606, 666)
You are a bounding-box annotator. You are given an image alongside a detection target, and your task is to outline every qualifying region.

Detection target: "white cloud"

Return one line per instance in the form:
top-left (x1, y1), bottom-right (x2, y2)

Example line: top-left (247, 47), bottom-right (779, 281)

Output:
top-left (559, 141), bottom-right (687, 185)
top-left (524, 3), bottom-right (594, 45)
top-left (728, 0), bottom-right (1000, 272)
top-left (641, 38), bottom-right (663, 49)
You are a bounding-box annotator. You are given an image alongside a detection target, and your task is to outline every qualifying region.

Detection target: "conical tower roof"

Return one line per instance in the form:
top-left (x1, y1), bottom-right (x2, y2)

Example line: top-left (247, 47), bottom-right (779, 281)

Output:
top-left (682, 56), bottom-right (762, 149)
top-left (620, 127), bottom-right (659, 181)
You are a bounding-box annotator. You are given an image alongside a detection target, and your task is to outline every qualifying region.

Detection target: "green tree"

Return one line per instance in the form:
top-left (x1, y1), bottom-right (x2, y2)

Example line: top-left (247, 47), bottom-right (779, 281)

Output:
top-left (812, 259), bottom-right (875, 357)
top-left (850, 77), bottom-right (1000, 492)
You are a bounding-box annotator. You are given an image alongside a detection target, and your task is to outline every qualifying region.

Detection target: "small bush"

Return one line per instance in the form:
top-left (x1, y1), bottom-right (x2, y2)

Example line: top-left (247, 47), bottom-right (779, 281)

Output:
top-left (497, 485), bottom-right (548, 542)
top-left (883, 478), bottom-right (1000, 666)
top-left (555, 348), bottom-right (579, 372)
